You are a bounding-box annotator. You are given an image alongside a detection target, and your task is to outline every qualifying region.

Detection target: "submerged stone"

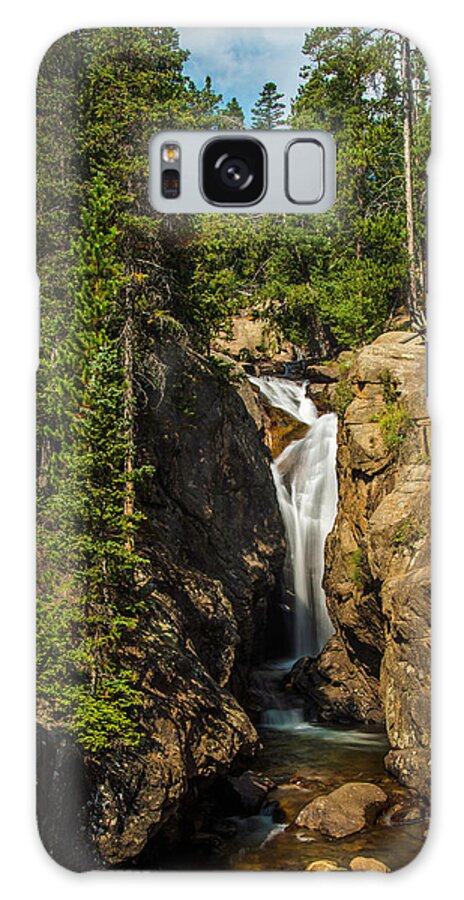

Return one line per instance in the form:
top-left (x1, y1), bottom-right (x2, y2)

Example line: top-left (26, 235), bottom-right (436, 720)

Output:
top-left (295, 782), bottom-right (388, 838)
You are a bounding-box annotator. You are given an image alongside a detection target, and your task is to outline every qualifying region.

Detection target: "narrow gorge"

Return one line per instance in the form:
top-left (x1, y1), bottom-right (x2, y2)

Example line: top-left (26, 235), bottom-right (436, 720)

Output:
top-left (38, 326), bottom-right (430, 871)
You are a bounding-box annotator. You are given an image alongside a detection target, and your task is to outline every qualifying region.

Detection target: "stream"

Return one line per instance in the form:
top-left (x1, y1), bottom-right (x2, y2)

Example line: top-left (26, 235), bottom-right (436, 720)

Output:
top-left (153, 376), bottom-right (427, 871)
top-left (223, 712), bottom-right (426, 870)
top-left (221, 377), bottom-right (426, 870)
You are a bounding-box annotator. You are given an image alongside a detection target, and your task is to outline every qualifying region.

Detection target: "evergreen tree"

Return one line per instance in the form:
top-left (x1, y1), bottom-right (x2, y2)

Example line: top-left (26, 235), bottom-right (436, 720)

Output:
top-left (291, 28), bottom-right (413, 343)
top-left (36, 28), bottom-right (223, 751)
top-left (191, 74), bottom-right (224, 125)
top-left (293, 27), bottom-right (429, 340)
top-left (191, 29), bottom-right (430, 351)
top-left (220, 96), bottom-right (245, 129)
top-left (37, 175), bottom-right (144, 750)
top-left (251, 82), bottom-right (286, 128)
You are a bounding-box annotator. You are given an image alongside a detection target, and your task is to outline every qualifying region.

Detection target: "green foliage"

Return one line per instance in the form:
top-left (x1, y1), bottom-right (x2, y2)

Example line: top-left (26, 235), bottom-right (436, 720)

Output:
top-left (380, 368), bottom-right (399, 404)
top-left (37, 175), bottom-right (145, 749)
top-left (206, 355), bottom-right (244, 385)
top-left (36, 28), bottom-right (235, 752)
top-left (393, 518), bottom-right (426, 552)
top-left (372, 368), bottom-right (412, 454)
top-left (334, 379), bottom-right (354, 420)
top-left (376, 401), bottom-right (412, 455)
top-left (251, 82), bottom-right (286, 128)
top-left (185, 29), bottom-right (430, 356)
top-left (219, 96), bottom-right (245, 129)
top-left (71, 670), bottom-right (142, 752)
top-left (338, 353), bottom-right (355, 376)
top-left (36, 26), bottom-right (431, 755)
top-left (313, 257), bottom-right (397, 346)
top-left (291, 28), bottom-right (410, 345)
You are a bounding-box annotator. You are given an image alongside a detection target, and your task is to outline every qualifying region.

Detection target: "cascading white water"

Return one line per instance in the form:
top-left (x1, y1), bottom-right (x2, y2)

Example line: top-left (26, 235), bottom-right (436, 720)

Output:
top-left (250, 376), bottom-right (338, 660)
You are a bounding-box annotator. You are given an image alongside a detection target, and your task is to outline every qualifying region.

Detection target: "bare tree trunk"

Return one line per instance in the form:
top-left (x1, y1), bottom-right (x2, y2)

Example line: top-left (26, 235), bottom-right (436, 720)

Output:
top-left (402, 37), bottom-right (426, 334)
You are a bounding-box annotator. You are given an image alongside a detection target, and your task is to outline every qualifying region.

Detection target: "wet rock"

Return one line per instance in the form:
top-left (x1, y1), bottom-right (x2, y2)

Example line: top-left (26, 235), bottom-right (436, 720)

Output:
top-left (217, 771), bottom-right (276, 816)
top-left (297, 332), bottom-right (430, 799)
top-left (377, 793), bottom-right (427, 827)
top-left (261, 404), bottom-right (309, 459)
top-left (306, 859), bottom-right (346, 871)
top-left (287, 634), bottom-right (383, 724)
top-left (295, 782), bottom-right (388, 838)
top-left (384, 748), bottom-right (431, 800)
top-left (349, 856), bottom-right (390, 872)
top-left (271, 784), bottom-right (319, 822)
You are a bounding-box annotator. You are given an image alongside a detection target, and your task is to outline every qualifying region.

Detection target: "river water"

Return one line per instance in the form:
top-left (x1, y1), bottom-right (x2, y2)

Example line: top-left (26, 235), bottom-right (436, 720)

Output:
top-left (215, 377), bottom-right (426, 871)
top-left (223, 716), bottom-right (426, 871)
top-left (249, 376), bottom-right (337, 658)
top-left (151, 376), bottom-right (428, 871)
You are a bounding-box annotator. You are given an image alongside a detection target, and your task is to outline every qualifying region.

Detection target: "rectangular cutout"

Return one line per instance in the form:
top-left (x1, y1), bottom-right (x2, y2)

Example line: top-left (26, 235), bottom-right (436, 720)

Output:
top-left (150, 130), bottom-right (336, 214)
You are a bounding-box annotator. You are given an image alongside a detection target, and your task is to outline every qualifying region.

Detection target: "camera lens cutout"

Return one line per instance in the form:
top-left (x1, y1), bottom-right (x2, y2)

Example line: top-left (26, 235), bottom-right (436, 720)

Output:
top-left (218, 156), bottom-right (251, 190)
top-left (202, 138), bottom-right (266, 205)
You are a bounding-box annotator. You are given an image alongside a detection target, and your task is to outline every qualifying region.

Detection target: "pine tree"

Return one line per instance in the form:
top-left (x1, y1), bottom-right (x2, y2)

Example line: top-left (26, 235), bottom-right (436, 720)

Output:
top-left (291, 27), bottom-right (430, 342)
top-left (220, 97), bottom-right (245, 129)
top-left (292, 28), bottom-right (408, 343)
top-left (251, 82), bottom-right (286, 128)
top-left (36, 28), bottom-right (220, 752)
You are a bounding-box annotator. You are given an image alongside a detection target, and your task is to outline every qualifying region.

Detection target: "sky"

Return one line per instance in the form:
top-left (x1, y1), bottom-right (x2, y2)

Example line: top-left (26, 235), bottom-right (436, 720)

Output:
top-left (179, 28), bottom-right (307, 124)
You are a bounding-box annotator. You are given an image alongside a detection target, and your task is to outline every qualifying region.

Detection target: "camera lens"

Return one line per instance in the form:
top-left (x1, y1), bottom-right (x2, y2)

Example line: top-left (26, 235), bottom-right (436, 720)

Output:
top-left (218, 156), bottom-right (250, 190)
top-left (202, 138), bottom-right (266, 205)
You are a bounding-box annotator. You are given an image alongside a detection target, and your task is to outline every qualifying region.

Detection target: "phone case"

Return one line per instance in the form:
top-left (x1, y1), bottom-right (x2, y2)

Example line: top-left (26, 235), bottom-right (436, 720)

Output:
top-left (36, 27), bottom-right (431, 872)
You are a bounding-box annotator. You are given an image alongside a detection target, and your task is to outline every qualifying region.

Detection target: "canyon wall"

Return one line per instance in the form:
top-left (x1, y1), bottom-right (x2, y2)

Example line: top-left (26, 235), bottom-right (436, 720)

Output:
top-left (291, 332), bottom-right (431, 798)
top-left (37, 331), bottom-right (285, 869)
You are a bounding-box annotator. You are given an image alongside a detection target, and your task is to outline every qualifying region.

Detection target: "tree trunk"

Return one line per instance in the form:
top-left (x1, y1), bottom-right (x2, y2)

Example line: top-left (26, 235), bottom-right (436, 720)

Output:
top-left (402, 37), bottom-right (426, 333)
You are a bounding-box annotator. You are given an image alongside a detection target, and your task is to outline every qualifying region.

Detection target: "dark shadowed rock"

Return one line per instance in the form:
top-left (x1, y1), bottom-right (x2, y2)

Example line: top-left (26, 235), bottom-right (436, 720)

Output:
top-left (37, 726), bottom-right (100, 871)
top-left (287, 634), bottom-right (383, 724)
top-left (216, 771), bottom-right (275, 815)
top-left (38, 330), bottom-right (285, 868)
top-left (295, 782), bottom-right (388, 838)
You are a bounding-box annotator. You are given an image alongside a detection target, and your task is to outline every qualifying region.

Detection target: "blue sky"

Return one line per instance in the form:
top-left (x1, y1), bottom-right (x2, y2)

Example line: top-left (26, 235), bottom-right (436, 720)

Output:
top-left (179, 28), bottom-right (307, 124)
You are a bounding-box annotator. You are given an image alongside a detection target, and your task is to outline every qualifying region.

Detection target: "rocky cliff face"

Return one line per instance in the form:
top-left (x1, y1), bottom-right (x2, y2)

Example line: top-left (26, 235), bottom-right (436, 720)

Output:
top-left (38, 331), bottom-right (285, 869)
top-left (291, 332), bottom-right (431, 798)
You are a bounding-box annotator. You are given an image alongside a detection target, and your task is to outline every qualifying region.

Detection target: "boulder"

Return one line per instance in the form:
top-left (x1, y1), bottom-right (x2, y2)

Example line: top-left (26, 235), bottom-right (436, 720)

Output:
top-left (306, 859), bottom-right (346, 871)
top-left (287, 634), bottom-right (383, 724)
top-left (217, 771), bottom-right (275, 815)
top-left (295, 782), bottom-right (388, 838)
top-left (349, 856), bottom-right (390, 872)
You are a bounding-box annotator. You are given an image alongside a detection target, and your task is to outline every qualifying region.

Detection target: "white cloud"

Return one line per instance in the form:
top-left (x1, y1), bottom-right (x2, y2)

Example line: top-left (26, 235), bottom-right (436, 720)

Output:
top-left (179, 27), bottom-right (307, 119)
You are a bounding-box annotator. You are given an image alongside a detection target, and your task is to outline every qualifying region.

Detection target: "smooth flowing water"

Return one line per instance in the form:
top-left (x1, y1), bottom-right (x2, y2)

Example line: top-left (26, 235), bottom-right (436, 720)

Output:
top-left (153, 374), bottom-right (426, 871)
top-left (225, 723), bottom-right (426, 871)
top-left (249, 376), bottom-right (338, 658)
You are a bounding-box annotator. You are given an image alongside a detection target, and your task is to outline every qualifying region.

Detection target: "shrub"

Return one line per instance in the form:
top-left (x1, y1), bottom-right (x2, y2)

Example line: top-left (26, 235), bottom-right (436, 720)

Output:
top-left (393, 518), bottom-right (426, 552)
top-left (334, 379), bottom-right (354, 420)
top-left (377, 403), bottom-right (412, 454)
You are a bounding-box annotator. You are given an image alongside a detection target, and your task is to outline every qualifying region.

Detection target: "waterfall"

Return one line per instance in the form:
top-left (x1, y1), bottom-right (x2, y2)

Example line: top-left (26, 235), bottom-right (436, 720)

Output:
top-left (250, 376), bottom-right (338, 659)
